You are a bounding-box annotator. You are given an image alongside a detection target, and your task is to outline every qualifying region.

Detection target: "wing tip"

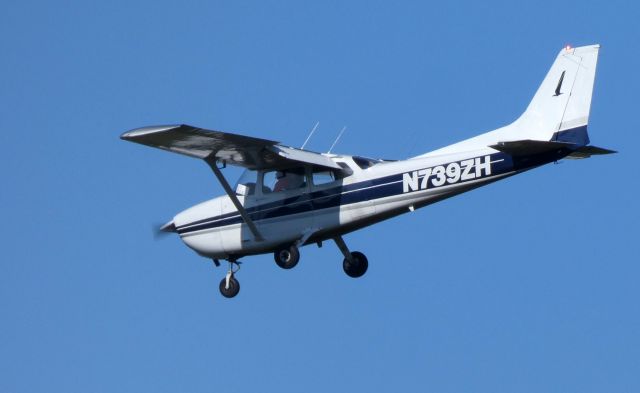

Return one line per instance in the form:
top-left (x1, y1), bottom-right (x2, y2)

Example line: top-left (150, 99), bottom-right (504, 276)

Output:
top-left (120, 124), bottom-right (182, 141)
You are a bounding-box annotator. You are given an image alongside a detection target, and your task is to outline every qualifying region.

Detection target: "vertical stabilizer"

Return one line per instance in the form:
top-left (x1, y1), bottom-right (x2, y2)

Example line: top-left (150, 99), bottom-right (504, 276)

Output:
top-left (414, 45), bottom-right (602, 159)
top-left (513, 45), bottom-right (600, 144)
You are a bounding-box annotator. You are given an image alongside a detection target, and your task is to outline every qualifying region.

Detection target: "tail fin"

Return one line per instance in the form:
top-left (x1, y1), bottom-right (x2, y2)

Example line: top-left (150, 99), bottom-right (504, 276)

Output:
top-left (414, 45), bottom-right (605, 159)
top-left (514, 44), bottom-right (600, 145)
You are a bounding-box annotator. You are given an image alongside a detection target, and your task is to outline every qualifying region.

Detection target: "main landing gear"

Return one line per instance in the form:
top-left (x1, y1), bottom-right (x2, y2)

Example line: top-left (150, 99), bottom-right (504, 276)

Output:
top-left (333, 236), bottom-right (368, 278)
top-left (273, 243), bottom-right (300, 269)
top-left (272, 238), bottom-right (367, 277)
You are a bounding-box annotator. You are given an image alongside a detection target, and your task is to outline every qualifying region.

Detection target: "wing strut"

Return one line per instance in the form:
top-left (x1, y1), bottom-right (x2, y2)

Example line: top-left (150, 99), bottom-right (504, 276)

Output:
top-left (204, 156), bottom-right (264, 241)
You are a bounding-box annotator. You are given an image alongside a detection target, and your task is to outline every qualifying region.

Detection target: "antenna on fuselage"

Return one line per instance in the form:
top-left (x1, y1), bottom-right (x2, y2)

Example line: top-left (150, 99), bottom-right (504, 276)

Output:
top-left (300, 121), bottom-right (319, 149)
top-left (328, 126), bottom-right (347, 154)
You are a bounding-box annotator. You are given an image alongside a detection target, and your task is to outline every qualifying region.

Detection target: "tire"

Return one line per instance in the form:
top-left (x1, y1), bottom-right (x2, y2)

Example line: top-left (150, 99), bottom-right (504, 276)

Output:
top-left (274, 244), bottom-right (300, 269)
top-left (343, 251), bottom-right (368, 278)
top-left (219, 275), bottom-right (240, 298)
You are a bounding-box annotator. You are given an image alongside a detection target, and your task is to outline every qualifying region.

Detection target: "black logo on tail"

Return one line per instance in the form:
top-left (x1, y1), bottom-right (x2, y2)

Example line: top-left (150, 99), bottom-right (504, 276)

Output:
top-left (554, 70), bottom-right (566, 96)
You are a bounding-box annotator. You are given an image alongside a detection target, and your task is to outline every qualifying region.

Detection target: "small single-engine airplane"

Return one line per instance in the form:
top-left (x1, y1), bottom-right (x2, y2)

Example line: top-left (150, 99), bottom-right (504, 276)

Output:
top-left (122, 44), bottom-right (614, 298)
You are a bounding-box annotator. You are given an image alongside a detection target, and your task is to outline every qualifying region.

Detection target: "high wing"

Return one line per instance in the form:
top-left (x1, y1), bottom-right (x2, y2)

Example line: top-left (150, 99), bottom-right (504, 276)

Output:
top-left (121, 124), bottom-right (343, 242)
top-left (120, 124), bottom-right (341, 170)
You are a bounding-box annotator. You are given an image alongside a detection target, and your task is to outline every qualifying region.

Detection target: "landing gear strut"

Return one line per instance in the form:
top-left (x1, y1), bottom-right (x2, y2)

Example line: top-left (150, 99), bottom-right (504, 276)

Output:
top-left (219, 260), bottom-right (241, 298)
top-left (274, 243), bottom-right (300, 269)
top-left (333, 236), bottom-right (368, 278)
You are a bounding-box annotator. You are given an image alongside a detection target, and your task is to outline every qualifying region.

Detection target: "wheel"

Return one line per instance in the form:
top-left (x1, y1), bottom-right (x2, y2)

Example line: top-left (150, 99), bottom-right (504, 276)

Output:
top-left (343, 251), bottom-right (368, 278)
top-left (274, 244), bottom-right (300, 269)
top-left (219, 274), bottom-right (240, 298)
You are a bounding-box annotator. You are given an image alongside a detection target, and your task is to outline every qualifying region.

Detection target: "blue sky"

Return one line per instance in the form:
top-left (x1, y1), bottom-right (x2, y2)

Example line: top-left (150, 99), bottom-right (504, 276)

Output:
top-left (1, 1), bottom-right (639, 392)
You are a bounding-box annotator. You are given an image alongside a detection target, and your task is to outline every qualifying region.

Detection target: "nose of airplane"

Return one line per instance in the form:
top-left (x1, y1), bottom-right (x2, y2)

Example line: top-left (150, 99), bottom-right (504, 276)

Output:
top-left (172, 198), bottom-right (226, 258)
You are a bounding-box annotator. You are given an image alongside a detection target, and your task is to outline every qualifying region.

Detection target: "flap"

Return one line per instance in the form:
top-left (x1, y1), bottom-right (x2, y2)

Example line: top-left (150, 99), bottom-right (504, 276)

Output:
top-left (268, 145), bottom-right (342, 169)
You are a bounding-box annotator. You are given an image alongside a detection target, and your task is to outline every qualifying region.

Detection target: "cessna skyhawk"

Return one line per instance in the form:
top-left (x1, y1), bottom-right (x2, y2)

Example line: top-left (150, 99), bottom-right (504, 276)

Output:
top-left (122, 44), bottom-right (614, 298)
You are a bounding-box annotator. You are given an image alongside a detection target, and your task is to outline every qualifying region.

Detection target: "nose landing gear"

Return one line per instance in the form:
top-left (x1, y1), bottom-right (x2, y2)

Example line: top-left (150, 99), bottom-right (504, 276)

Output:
top-left (218, 260), bottom-right (241, 298)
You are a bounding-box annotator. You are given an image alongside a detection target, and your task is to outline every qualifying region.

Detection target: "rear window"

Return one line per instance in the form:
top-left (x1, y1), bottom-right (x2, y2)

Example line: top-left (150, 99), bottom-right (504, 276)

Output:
top-left (352, 156), bottom-right (381, 169)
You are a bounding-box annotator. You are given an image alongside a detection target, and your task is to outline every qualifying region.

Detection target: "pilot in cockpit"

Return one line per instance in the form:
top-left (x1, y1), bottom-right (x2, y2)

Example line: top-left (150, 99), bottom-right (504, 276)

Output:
top-left (273, 170), bottom-right (305, 192)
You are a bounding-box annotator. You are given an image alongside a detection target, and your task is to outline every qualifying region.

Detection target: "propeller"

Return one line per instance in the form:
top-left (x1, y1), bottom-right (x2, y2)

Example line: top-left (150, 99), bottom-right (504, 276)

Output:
top-left (153, 220), bottom-right (177, 240)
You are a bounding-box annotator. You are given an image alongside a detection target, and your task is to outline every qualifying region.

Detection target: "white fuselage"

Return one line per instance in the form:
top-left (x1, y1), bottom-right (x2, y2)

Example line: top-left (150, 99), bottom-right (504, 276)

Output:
top-left (171, 144), bottom-right (529, 260)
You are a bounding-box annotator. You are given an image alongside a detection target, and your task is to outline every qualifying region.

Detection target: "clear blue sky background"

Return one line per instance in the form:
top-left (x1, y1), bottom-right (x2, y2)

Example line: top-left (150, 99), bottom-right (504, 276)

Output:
top-left (1, 1), bottom-right (638, 392)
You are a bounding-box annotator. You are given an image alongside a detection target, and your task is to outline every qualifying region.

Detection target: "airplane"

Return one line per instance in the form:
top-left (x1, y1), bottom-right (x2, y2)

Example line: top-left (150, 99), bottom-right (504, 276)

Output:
top-left (122, 44), bottom-right (614, 298)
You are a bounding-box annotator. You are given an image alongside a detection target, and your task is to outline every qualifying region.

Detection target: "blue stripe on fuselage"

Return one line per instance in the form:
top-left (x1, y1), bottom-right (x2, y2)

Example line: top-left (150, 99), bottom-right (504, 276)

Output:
top-left (177, 141), bottom-right (577, 235)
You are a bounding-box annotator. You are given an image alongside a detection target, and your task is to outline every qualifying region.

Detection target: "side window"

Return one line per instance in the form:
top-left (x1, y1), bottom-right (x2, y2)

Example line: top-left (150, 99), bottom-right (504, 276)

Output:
top-left (312, 170), bottom-right (337, 186)
top-left (263, 168), bottom-right (307, 193)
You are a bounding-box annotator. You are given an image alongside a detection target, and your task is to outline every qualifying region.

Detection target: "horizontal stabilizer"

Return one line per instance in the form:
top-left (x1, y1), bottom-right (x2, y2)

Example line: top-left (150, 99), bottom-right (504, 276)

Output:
top-left (490, 140), bottom-right (576, 156)
top-left (566, 145), bottom-right (617, 159)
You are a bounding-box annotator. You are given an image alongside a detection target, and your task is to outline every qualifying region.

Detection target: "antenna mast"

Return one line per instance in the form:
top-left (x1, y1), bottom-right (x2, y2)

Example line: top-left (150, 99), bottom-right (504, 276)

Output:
top-left (328, 126), bottom-right (347, 154)
top-left (300, 121), bottom-right (319, 149)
